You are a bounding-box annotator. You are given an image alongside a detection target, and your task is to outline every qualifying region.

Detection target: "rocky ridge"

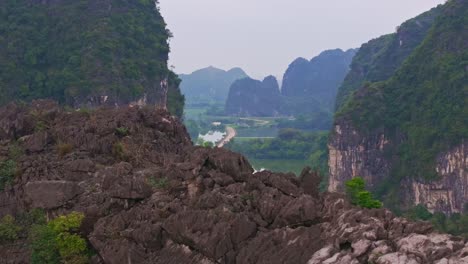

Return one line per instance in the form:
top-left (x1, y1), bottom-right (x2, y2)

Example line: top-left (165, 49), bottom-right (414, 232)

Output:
top-left (0, 101), bottom-right (466, 264)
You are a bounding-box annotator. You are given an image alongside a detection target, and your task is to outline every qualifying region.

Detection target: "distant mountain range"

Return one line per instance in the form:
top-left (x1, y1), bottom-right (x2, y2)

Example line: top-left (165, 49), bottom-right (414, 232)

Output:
top-left (179, 66), bottom-right (248, 105)
top-left (224, 49), bottom-right (357, 126)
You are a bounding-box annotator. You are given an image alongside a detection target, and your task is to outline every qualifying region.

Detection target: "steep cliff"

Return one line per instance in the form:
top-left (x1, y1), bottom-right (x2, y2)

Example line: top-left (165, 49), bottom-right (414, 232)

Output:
top-left (334, 5), bottom-right (442, 111)
top-left (0, 101), bottom-right (467, 264)
top-left (224, 76), bottom-right (281, 116)
top-left (179, 66), bottom-right (248, 105)
top-left (329, 0), bottom-right (467, 214)
top-left (282, 48), bottom-right (357, 111)
top-left (0, 0), bottom-right (184, 117)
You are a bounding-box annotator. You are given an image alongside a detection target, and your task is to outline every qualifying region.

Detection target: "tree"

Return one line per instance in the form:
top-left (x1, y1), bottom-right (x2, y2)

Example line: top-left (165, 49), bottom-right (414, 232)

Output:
top-left (345, 177), bottom-right (382, 209)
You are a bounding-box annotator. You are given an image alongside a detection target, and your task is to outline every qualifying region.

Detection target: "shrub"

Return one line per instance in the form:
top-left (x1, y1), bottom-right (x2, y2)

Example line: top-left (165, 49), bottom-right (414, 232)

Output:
top-left (345, 177), bottom-right (382, 209)
top-left (0, 215), bottom-right (21, 243)
top-left (112, 142), bottom-right (127, 161)
top-left (0, 160), bottom-right (17, 190)
top-left (30, 212), bottom-right (88, 264)
top-left (57, 143), bottom-right (73, 157)
top-left (148, 177), bottom-right (169, 189)
top-left (8, 143), bottom-right (24, 160)
top-left (115, 127), bottom-right (129, 137)
top-left (34, 121), bottom-right (48, 132)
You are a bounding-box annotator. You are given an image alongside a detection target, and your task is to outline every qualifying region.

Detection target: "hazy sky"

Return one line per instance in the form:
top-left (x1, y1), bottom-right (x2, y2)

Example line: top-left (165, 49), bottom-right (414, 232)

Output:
top-left (159, 0), bottom-right (444, 79)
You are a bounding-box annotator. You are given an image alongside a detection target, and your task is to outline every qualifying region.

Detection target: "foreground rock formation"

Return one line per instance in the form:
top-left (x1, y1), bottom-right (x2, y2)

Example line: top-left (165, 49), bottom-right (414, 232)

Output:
top-left (0, 101), bottom-right (467, 264)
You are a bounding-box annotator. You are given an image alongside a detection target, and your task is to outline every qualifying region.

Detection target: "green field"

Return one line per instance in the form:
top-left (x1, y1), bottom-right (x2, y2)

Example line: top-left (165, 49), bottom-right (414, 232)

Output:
top-left (248, 159), bottom-right (311, 176)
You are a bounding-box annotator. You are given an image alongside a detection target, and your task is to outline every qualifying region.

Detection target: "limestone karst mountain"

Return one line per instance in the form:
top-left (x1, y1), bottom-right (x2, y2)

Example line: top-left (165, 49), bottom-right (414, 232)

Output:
top-left (224, 76), bottom-right (282, 117)
top-left (179, 66), bottom-right (249, 105)
top-left (0, 0), bottom-right (184, 117)
top-left (224, 49), bottom-right (356, 120)
top-left (329, 0), bottom-right (467, 214)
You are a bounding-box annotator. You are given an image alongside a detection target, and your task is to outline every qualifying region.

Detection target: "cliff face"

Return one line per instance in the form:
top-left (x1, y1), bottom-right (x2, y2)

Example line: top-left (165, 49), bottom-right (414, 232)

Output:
top-left (0, 0), bottom-right (184, 117)
top-left (0, 101), bottom-right (467, 264)
top-left (405, 142), bottom-right (467, 214)
top-left (328, 121), bottom-right (467, 214)
top-left (329, 0), bottom-right (467, 214)
top-left (328, 121), bottom-right (391, 193)
top-left (224, 76), bottom-right (281, 117)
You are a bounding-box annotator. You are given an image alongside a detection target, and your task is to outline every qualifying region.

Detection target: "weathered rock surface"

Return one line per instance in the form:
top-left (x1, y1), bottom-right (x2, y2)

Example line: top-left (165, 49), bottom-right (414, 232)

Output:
top-left (0, 101), bottom-right (466, 263)
top-left (328, 120), bottom-right (468, 214)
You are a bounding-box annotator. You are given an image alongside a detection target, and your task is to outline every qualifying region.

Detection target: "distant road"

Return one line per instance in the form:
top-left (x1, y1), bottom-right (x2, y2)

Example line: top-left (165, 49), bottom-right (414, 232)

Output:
top-left (217, 126), bottom-right (237, 148)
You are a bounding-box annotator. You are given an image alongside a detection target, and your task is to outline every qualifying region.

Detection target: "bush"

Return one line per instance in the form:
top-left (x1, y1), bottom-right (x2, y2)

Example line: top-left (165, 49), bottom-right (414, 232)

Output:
top-left (148, 177), bottom-right (169, 189)
top-left (112, 142), bottom-right (128, 160)
top-left (0, 160), bottom-right (17, 190)
top-left (345, 177), bottom-right (382, 209)
top-left (0, 215), bottom-right (21, 243)
top-left (30, 212), bottom-right (88, 264)
top-left (115, 127), bottom-right (129, 137)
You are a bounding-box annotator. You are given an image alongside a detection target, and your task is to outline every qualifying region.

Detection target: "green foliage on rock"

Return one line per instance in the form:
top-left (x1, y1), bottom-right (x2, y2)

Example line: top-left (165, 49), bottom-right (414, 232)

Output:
top-left (226, 129), bottom-right (329, 181)
top-left (405, 205), bottom-right (468, 238)
top-left (335, 5), bottom-right (442, 111)
top-left (0, 215), bottom-right (21, 243)
top-left (337, 0), bottom-right (467, 199)
top-left (0, 0), bottom-right (184, 117)
top-left (345, 177), bottom-right (382, 209)
top-left (0, 159), bottom-right (16, 190)
top-left (30, 212), bottom-right (88, 264)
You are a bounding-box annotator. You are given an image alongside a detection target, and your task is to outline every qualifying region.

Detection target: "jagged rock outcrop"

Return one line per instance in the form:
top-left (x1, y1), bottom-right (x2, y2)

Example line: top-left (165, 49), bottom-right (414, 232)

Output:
top-left (328, 0), bottom-right (467, 214)
top-left (0, 100), bottom-right (467, 264)
top-left (224, 76), bottom-right (282, 116)
top-left (180, 66), bottom-right (249, 105)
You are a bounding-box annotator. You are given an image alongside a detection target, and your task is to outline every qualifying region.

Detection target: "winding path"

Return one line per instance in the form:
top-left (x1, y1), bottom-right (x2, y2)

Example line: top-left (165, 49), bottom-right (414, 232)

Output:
top-left (217, 126), bottom-right (237, 148)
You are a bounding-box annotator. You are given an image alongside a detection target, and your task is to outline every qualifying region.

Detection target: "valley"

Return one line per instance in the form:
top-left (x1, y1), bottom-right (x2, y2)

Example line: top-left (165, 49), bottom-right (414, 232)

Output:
top-left (0, 0), bottom-right (466, 263)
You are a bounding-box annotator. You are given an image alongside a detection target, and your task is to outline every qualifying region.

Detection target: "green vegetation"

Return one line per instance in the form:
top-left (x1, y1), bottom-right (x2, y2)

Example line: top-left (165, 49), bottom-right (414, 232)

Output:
top-left (345, 177), bottom-right (382, 209)
top-left (0, 159), bottom-right (16, 190)
top-left (0, 143), bottom-right (22, 190)
top-left (148, 177), bottom-right (169, 189)
top-left (0, 0), bottom-right (184, 117)
top-left (405, 205), bottom-right (468, 238)
top-left (335, 5), bottom-right (442, 111)
top-left (337, 1), bottom-right (467, 205)
top-left (0, 215), bottom-right (21, 243)
top-left (112, 142), bottom-right (128, 161)
top-left (31, 212), bottom-right (89, 264)
top-left (227, 129), bottom-right (329, 184)
top-left (115, 127), bottom-right (129, 137)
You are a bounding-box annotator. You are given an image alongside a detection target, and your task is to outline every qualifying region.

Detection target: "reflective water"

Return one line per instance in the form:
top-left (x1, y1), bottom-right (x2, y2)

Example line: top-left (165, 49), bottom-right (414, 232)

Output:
top-left (199, 130), bottom-right (226, 144)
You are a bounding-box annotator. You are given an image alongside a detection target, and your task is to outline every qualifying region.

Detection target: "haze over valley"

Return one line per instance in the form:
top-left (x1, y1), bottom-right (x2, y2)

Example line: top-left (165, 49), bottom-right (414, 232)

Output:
top-left (0, 0), bottom-right (466, 263)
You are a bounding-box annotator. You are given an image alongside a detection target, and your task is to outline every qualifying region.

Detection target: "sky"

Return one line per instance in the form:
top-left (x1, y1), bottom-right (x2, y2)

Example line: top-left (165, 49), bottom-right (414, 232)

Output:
top-left (159, 0), bottom-right (445, 79)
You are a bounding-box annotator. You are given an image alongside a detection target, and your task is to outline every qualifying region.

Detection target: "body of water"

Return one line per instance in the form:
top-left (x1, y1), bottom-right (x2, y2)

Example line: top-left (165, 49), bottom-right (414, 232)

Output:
top-left (199, 130), bottom-right (226, 144)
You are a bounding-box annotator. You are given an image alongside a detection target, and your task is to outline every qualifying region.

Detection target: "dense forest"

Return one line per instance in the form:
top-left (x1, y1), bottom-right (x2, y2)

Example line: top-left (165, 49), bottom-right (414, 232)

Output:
top-left (0, 0), bottom-right (184, 117)
top-left (334, 5), bottom-right (442, 111)
top-left (336, 0), bottom-right (467, 203)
